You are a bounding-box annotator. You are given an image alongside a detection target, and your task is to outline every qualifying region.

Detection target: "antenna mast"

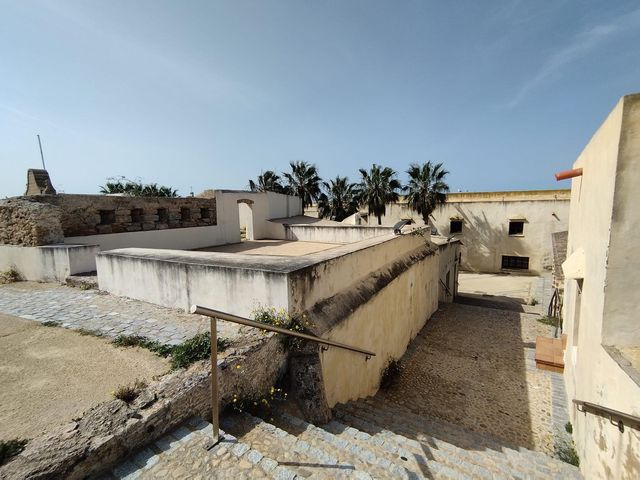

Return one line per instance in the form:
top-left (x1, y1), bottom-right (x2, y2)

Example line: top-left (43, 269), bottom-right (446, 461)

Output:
top-left (37, 134), bottom-right (47, 170)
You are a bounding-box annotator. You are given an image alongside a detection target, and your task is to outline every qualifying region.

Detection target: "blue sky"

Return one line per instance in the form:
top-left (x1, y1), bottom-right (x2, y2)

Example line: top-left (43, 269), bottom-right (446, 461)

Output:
top-left (1, 0), bottom-right (639, 197)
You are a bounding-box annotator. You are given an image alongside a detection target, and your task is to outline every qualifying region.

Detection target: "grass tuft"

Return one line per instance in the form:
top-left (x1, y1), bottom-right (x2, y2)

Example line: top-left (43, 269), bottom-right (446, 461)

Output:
top-left (0, 438), bottom-right (28, 465)
top-left (42, 320), bottom-right (61, 327)
top-left (112, 379), bottom-right (147, 403)
top-left (537, 316), bottom-right (558, 327)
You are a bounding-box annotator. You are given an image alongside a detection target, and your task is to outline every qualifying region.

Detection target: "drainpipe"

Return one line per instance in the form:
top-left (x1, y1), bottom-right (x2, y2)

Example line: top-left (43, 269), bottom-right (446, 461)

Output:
top-left (555, 168), bottom-right (583, 181)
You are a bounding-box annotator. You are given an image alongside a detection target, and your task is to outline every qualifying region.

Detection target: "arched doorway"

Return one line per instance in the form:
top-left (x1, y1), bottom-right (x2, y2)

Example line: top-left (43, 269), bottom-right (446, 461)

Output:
top-left (237, 199), bottom-right (255, 241)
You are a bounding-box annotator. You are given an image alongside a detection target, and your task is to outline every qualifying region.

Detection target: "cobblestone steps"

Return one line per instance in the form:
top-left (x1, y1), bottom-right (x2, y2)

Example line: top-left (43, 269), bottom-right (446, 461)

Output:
top-left (106, 417), bottom-right (298, 479)
top-left (108, 404), bottom-right (582, 479)
top-left (335, 398), bottom-right (582, 479)
top-left (269, 411), bottom-right (460, 479)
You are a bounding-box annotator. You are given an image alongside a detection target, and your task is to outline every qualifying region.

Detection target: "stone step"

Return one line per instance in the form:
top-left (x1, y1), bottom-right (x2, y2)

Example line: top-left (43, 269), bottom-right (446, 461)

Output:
top-left (270, 411), bottom-right (462, 479)
top-left (107, 417), bottom-right (297, 479)
top-left (334, 406), bottom-right (508, 479)
top-left (221, 412), bottom-right (360, 479)
top-left (338, 399), bottom-right (581, 479)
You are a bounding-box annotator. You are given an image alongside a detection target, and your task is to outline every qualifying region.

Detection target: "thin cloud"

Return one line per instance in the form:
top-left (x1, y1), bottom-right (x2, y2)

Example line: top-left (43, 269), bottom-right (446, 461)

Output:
top-left (507, 7), bottom-right (640, 108)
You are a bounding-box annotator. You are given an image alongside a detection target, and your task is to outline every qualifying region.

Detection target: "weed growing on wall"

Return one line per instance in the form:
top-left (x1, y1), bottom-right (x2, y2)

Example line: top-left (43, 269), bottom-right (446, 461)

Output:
top-left (252, 306), bottom-right (314, 352)
top-left (0, 267), bottom-right (22, 285)
top-left (229, 384), bottom-right (288, 422)
top-left (555, 438), bottom-right (580, 467)
top-left (0, 439), bottom-right (28, 465)
top-left (380, 359), bottom-right (404, 390)
top-left (112, 379), bottom-right (148, 403)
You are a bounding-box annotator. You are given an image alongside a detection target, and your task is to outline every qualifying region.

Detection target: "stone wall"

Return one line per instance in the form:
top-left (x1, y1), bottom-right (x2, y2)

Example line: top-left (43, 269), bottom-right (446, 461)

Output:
top-left (0, 198), bottom-right (64, 246)
top-left (9, 195), bottom-right (217, 239)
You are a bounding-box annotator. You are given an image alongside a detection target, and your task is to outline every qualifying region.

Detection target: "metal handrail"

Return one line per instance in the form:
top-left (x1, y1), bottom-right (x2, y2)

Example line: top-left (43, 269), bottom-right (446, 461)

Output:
top-left (439, 279), bottom-right (453, 297)
top-left (190, 304), bottom-right (376, 446)
top-left (573, 399), bottom-right (640, 433)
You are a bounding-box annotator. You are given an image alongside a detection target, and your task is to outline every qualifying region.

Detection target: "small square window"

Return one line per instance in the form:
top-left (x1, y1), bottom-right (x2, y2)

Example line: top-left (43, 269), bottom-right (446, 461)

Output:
top-left (200, 208), bottom-right (210, 219)
top-left (157, 208), bottom-right (169, 223)
top-left (99, 210), bottom-right (115, 225)
top-left (501, 255), bottom-right (529, 270)
top-left (131, 208), bottom-right (144, 223)
top-left (180, 207), bottom-right (191, 221)
top-left (509, 221), bottom-right (524, 236)
top-left (450, 220), bottom-right (463, 234)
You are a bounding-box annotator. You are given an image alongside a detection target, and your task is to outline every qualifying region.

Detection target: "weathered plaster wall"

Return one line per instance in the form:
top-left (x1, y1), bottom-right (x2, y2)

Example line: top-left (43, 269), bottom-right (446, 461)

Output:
top-left (65, 225), bottom-right (230, 252)
top-left (284, 224), bottom-right (395, 243)
top-left (434, 239), bottom-right (460, 302)
top-left (96, 249), bottom-right (290, 317)
top-left (0, 244), bottom-right (99, 281)
top-left (0, 198), bottom-right (63, 246)
top-left (317, 250), bottom-right (439, 406)
top-left (562, 94), bottom-right (640, 480)
top-left (318, 191), bottom-right (570, 275)
top-left (431, 196), bottom-right (569, 275)
top-left (286, 232), bottom-right (444, 406)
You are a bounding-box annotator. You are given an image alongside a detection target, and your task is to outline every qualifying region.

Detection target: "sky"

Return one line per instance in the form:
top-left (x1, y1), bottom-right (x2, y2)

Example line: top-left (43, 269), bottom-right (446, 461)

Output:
top-left (1, 0), bottom-right (639, 198)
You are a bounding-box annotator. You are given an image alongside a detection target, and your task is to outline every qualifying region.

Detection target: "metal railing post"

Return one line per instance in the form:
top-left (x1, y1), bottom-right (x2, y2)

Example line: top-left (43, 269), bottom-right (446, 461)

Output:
top-left (209, 317), bottom-right (220, 447)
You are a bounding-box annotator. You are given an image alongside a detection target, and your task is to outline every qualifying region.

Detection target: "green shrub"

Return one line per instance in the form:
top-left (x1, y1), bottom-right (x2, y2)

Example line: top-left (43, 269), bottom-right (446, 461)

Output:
top-left (0, 439), bottom-right (28, 465)
top-left (112, 332), bottom-right (229, 370)
top-left (0, 267), bottom-right (21, 285)
top-left (565, 421), bottom-right (573, 434)
top-left (537, 316), bottom-right (558, 327)
top-left (42, 321), bottom-right (61, 327)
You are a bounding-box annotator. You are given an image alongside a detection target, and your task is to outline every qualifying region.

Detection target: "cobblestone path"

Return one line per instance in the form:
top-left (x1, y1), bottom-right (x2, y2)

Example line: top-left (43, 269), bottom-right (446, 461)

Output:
top-left (380, 301), bottom-right (567, 454)
top-left (0, 282), bottom-right (239, 345)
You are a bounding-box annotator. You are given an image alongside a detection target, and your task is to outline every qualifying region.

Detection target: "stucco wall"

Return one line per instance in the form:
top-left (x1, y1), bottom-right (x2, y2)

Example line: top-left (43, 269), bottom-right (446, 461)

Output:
top-left (435, 239), bottom-right (460, 302)
top-left (562, 94), bottom-right (640, 480)
top-left (284, 225), bottom-right (395, 244)
top-left (430, 197), bottom-right (569, 274)
top-left (0, 244), bottom-right (99, 281)
top-left (96, 249), bottom-right (290, 317)
top-left (318, 251), bottom-right (440, 406)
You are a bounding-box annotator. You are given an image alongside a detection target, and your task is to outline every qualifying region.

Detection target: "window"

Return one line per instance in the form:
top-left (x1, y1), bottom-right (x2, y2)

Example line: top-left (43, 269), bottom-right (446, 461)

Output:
top-left (509, 220), bottom-right (525, 236)
top-left (501, 255), bottom-right (529, 270)
top-left (99, 210), bottom-right (115, 225)
top-left (180, 207), bottom-right (191, 221)
top-left (130, 208), bottom-right (144, 223)
top-left (450, 220), bottom-right (463, 234)
top-left (200, 208), bottom-right (210, 219)
top-left (157, 208), bottom-right (169, 223)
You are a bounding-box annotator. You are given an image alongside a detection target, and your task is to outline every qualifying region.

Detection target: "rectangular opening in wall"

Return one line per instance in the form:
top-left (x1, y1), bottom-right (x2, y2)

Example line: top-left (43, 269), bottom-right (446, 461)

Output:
top-left (508, 220), bottom-right (525, 236)
top-left (501, 255), bottom-right (529, 270)
top-left (200, 208), bottom-right (210, 219)
top-left (99, 210), bottom-right (115, 225)
top-left (450, 220), bottom-right (463, 234)
top-left (157, 208), bottom-right (169, 223)
top-left (180, 207), bottom-right (191, 221)
top-left (130, 208), bottom-right (144, 223)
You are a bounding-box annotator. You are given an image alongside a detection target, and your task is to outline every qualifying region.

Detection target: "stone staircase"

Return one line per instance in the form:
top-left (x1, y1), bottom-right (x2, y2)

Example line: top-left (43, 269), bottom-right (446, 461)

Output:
top-left (106, 398), bottom-right (582, 479)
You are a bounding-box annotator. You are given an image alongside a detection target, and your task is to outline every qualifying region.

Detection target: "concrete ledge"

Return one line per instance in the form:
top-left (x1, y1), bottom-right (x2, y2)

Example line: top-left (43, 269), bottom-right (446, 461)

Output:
top-left (0, 244), bottom-right (99, 282)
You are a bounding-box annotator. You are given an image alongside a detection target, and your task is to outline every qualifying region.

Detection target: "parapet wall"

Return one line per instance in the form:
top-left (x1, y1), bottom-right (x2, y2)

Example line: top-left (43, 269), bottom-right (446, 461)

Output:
top-left (0, 198), bottom-right (64, 246)
top-left (22, 194), bottom-right (217, 238)
top-left (284, 224), bottom-right (395, 243)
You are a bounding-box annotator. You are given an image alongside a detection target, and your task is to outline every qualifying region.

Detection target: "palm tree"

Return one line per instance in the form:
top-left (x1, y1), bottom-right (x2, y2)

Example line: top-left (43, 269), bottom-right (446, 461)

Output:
top-left (358, 164), bottom-right (401, 225)
top-left (282, 161), bottom-right (322, 208)
top-left (99, 177), bottom-right (178, 197)
top-left (317, 176), bottom-right (359, 222)
top-left (405, 161), bottom-right (450, 225)
top-left (249, 171), bottom-right (284, 193)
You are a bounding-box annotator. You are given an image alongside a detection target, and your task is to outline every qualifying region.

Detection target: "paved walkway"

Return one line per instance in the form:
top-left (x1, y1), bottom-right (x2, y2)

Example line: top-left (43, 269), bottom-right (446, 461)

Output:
top-left (0, 282), bottom-right (239, 346)
top-left (380, 301), bottom-right (568, 454)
